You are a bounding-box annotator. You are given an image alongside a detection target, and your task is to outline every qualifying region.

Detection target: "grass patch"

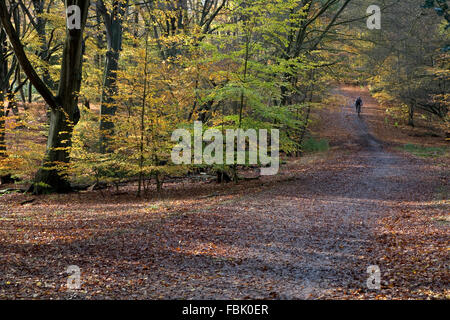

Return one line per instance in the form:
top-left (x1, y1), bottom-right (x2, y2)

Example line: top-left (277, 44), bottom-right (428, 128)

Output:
top-left (146, 204), bottom-right (161, 212)
top-left (401, 144), bottom-right (448, 158)
top-left (302, 138), bottom-right (329, 153)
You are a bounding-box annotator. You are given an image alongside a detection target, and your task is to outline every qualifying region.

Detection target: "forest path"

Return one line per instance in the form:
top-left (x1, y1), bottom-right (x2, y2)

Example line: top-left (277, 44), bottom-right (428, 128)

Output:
top-left (137, 86), bottom-right (425, 299)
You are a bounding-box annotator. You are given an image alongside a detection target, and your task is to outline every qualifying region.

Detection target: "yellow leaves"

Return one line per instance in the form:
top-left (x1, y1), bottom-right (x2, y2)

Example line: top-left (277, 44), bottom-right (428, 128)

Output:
top-left (0, 155), bottom-right (25, 173)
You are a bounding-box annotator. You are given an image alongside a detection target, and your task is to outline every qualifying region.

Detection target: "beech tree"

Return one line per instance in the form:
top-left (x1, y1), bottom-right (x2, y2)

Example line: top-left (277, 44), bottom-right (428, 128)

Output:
top-left (0, 0), bottom-right (90, 193)
top-left (97, 0), bottom-right (128, 153)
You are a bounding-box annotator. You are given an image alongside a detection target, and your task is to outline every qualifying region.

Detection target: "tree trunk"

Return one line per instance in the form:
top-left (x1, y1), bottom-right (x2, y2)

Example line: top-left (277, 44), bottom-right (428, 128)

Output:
top-left (33, 108), bottom-right (73, 192)
top-left (32, 0), bottom-right (58, 123)
top-left (297, 104), bottom-right (311, 156)
top-left (0, 28), bottom-right (8, 157)
top-left (99, 49), bottom-right (120, 152)
top-left (27, 81), bottom-right (32, 103)
top-left (98, 0), bottom-right (127, 153)
top-left (408, 103), bottom-right (415, 127)
top-left (0, 96), bottom-right (5, 158)
top-left (32, 0), bottom-right (57, 91)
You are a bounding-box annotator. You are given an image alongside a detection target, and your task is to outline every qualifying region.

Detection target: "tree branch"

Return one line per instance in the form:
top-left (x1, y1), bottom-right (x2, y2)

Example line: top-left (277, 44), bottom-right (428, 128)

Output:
top-left (0, 0), bottom-right (58, 109)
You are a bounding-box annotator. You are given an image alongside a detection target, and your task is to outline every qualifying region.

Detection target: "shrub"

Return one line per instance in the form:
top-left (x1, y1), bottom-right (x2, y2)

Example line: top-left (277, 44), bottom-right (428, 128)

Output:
top-left (302, 137), bottom-right (329, 153)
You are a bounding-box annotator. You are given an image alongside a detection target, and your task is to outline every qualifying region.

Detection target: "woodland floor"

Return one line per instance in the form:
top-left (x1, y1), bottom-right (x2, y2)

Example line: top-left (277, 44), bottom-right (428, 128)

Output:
top-left (0, 86), bottom-right (448, 300)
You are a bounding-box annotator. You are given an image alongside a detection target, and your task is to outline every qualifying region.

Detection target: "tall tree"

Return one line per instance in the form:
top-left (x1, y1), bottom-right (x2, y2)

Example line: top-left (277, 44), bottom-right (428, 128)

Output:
top-left (278, 0), bottom-right (353, 105)
top-left (97, 0), bottom-right (128, 153)
top-left (0, 0), bottom-right (90, 193)
top-left (0, 28), bottom-right (8, 158)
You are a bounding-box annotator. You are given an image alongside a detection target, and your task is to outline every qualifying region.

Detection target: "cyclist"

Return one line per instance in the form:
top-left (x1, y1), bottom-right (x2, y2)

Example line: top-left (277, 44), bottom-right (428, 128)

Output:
top-left (355, 97), bottom-right (363, 116)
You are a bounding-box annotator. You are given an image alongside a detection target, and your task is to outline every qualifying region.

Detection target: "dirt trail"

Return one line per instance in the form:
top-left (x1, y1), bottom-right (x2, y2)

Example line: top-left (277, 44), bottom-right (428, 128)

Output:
top-left (136, 86), bottom-right (442, 299)
top-left (171, 89), bottom-right (405, 299)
